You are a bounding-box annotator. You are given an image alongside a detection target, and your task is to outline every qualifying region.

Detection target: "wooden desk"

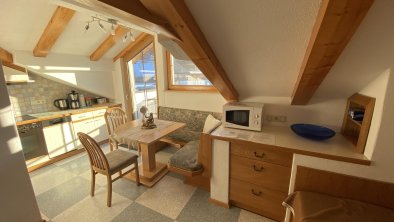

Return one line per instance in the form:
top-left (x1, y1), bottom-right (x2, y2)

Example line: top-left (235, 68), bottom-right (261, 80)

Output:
top-left (114, 119), bottom-right (185, 187)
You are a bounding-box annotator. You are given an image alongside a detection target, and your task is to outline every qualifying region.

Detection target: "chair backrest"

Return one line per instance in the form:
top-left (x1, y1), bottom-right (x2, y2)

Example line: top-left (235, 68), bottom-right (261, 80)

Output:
top-left (77, 132), bottom-right (109, 173)
top-left (105, 107), bottom-right (128, 135)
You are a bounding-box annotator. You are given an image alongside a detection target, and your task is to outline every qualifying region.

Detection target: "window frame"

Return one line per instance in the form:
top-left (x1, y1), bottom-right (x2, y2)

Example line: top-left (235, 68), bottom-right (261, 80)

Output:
top-left (166, 51), bottom-right (217, 92)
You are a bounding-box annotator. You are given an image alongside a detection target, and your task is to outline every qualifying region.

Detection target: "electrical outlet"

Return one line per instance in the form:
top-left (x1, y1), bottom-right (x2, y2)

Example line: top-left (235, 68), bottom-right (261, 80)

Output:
top-left (31, 99), bottom-right (45, 105)
top-left (266, 115), bottom-right (287, 122)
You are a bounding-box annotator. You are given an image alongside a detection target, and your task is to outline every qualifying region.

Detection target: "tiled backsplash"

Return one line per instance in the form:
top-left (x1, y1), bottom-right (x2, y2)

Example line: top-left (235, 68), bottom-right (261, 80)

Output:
top-left (7, 73), bottom-right (98, 117)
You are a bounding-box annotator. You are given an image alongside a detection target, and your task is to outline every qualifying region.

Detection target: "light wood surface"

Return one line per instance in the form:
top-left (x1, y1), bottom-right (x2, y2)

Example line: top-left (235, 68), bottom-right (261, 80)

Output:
top-left (294, 166), bottom-right (394, 210)
top-left (90, 26), bottom-right (129, 61)
top-left (140, 0), bottom-right (238, 101)
top-left (231, 141), bottom-right (293, 167)
top-left (0, 47), bottom-right (13, 63)
top-left (230, 178), bottom-right (287, 221)
top-left (114, 119), bottom-right (185, 186)
top-left (33, 6), bottom-right (75, 57)
top-left (78, 132), bottom-right (139, 207)
top-left (113, 33), bottom-right (153, 62)
top-left (208, 198), bottom-right (230, 209)
top-left (96, 0), bottom-right (178, 39)
top-left (15, 103), bottom-right (121, 126)
top-left (291, 0), bottom-right (375, 105)
top-left (3, 61), bottom-right (27, 73)
top-left (341, 93), bottom-right (375, 153)
top-left (230, 155), bottom-right (291, 193)
top-left (212, 125), bottom-right (371, 165)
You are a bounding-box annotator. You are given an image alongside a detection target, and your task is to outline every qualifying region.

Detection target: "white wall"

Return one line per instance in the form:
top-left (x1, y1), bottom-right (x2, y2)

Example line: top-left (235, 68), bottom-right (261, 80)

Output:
top-left (290, 0), bottom-right (394, 185)
top-left (14, 51), bottom-right (116, 99)
top-left (155, 35), bottom-right (227, 113)
top-left (0, 64), bottom-right (42, 222)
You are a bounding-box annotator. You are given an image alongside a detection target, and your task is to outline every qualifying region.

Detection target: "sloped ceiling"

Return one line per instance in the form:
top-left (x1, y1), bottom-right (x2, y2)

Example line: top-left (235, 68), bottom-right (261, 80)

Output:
top-left (0, 0), bottom-right (140, 59)
top-left (184, 0), bottom-right (322, 101)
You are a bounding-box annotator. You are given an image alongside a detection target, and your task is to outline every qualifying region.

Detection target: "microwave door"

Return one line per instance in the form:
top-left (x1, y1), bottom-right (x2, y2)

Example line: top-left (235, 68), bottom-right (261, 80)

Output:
top-left (226, 110), bottom-right (250, 126)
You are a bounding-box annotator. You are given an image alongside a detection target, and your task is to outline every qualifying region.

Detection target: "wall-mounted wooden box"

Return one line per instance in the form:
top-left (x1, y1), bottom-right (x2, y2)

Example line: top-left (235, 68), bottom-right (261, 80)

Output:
top-left (341, 93), bottom-right (375, 154)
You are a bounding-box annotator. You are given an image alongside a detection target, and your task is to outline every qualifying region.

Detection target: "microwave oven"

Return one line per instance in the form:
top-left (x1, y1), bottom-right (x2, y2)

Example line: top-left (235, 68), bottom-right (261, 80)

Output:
top-left (223, 102), bottom-right (264, 131)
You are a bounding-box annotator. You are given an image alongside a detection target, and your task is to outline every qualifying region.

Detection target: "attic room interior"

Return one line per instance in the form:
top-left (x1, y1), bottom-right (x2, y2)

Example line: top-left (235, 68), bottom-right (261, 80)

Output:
top-left (1, 0), bottom-right (394, 221)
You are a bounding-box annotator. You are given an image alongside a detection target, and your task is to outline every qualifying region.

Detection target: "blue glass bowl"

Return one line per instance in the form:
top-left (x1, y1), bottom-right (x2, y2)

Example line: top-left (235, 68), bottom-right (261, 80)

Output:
top-left (290, 124), bottom-right (336, 140)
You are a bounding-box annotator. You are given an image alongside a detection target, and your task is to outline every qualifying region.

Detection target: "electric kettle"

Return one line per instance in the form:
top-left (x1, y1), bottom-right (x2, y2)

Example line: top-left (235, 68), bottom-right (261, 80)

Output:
top-left (54, 99), bottom-right (68, 110)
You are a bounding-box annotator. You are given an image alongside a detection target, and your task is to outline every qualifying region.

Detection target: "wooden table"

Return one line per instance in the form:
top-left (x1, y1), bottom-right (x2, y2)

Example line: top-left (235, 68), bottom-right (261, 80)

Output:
top-left (114, 119), bottom-right (185, 187)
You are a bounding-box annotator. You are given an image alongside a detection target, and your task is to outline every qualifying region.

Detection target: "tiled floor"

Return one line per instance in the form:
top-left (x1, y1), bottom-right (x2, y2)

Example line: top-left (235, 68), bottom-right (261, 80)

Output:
top-left (29, 144), bottom-right (276, 222)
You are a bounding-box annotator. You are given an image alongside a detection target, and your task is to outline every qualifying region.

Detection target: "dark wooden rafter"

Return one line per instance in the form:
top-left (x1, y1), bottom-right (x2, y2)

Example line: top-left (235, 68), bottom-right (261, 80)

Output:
top-left (0, 47), bottom-right (13, 63)
top-left (113, 33), bottom-right (154, 62)
top-left (33, 6), bottom-right (75, 57)
top-left (100, 0), bottom-right (238, 101)
top-left (291, 0), bottom-right (375, 105)
top-left (90, 26), bottom-right (129, 61)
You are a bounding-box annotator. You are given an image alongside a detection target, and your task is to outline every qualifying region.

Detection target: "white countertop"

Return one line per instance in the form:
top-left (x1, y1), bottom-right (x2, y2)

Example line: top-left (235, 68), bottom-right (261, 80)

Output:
top-left (211, 125), bottom-right (370, 165)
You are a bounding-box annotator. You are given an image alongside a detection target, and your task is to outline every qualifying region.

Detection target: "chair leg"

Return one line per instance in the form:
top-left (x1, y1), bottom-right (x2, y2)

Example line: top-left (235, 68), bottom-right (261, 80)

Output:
top-left (107, 175), bottom-right (112, 207)
top-left (135, 161), bottom-right (140, 186)
top-left (90, 169), bottom-right (96, 197)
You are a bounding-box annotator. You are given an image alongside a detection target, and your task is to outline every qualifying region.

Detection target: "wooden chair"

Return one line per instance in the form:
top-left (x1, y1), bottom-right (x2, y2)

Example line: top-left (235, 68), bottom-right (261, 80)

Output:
top-left (77, 132), bottom-right (140, 207)
top-left (104, 107), bottom-right (128, 151)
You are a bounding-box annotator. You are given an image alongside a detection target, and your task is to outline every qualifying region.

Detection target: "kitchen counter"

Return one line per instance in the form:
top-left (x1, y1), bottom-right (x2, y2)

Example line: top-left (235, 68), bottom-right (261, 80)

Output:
top-left (15, 103), bottom-right (121, 126)
top-left (211, 125), bottom-right (370, 165)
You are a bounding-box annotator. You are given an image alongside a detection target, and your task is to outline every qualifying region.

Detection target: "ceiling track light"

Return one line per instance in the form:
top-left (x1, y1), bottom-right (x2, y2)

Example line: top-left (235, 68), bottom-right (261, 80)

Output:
top-left (85, 16), bottom-right (135, 43)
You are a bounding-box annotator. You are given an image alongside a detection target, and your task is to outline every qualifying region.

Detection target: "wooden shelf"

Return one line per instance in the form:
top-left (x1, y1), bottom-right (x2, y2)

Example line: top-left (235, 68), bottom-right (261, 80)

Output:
top-left (341, 93), bottom-right (375, 154)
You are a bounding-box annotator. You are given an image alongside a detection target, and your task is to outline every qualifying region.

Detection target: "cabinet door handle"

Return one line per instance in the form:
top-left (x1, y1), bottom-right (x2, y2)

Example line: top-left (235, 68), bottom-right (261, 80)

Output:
top-left (251, 189), bottom-right (262, 196)
top-left (253, 164), bottom-right (264, 172)
top-left (254, 151), bottom-right (265, 158)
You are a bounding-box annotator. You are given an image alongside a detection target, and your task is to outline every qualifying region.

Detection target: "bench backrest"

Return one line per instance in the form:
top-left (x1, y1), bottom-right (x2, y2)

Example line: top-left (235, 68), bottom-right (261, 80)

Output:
top-left (158, 106), bottom-right (222, 132)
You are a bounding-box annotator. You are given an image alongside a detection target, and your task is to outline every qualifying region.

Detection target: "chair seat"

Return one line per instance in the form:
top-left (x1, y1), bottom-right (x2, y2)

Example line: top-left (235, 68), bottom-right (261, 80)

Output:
top-left (106, 149), bottom-right (138, 173)
top-left (168, 140), bottom-right (202, 172)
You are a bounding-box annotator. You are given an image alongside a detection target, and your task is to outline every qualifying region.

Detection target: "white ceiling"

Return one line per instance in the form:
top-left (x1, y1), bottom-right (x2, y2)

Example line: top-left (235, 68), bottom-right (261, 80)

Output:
top-left (0, 0), bottom-right (140, 59)
top-left (185, 0), bottom-right (321, 100)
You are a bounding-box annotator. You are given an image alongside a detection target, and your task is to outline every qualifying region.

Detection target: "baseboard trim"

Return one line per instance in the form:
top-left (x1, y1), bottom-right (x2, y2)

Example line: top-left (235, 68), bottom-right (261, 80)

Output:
top-left (208, 198), bottom-right (230, 208)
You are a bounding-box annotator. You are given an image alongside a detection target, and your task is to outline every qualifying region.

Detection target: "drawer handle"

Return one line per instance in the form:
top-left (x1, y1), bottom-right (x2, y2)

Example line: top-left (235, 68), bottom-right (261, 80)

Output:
top-left (253, 165), bottom-right (264, 172)
top-left (254, 152), bottom-right (265, 158)
top-left (251, 189), bottom-right (262, 196)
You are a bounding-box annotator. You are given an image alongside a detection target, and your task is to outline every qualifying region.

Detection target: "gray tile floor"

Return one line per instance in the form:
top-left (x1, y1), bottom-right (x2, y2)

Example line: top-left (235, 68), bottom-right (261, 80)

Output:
top-left (29, 144), bottom-right (276, 222)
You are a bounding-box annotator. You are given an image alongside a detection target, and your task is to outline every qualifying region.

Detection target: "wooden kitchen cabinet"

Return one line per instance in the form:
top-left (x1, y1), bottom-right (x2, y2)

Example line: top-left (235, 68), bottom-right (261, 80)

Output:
top-left (71, 108), bottom-right (108, 147)
top-left (229, 141), bottom-right (292, 221)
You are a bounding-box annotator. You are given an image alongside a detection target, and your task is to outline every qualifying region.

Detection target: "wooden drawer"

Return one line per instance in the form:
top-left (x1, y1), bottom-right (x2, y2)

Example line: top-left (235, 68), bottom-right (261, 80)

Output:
top-left (71, 112), bottom-right (93, 121)
top-left (230, 178), bottom-right (287, 221)
top-left (231, 155), bottom-right (291, 192)
top-left (92, 108), bottom-right (106, 117)
top-left (231, 141), bottom-right (293, 167)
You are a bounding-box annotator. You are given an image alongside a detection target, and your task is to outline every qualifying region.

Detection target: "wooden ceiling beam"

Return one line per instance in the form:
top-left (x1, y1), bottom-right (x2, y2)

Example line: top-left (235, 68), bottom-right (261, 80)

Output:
top-left (113, 33), bottom-right (154, 62)
top-left (0, 47), bottom-right (13, 63)
top-left (33, 6), bottom-right (75, 57)
top-left (291, 0), bottom-right (375, 105)
top-left (90, 26), bottom-right (129, 61)
top-left (140, 0), bottom-right (238, 101)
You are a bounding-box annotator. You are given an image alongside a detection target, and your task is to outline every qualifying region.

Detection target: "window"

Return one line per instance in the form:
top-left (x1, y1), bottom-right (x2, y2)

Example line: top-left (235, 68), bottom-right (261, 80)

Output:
top-left (166, 52), bottom-right (216, 91)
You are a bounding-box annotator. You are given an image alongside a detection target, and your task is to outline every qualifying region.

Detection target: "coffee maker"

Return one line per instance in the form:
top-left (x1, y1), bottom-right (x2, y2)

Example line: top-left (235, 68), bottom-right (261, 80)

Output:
top-left (67, 90), bottom-right (80, 109)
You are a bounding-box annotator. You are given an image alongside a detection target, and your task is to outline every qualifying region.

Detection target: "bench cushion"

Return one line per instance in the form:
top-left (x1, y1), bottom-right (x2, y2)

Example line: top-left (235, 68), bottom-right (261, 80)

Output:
top-left (168, 140), bottom-right (202, 172)
top-left (158, 106), bottom-right (222, 142)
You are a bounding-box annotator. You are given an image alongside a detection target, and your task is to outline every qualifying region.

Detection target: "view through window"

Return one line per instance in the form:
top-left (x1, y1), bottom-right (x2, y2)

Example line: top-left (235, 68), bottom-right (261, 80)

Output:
top-left (167, 52), bottom-right (214, 91)
top-left (128, 43), bottom-right (157, 119)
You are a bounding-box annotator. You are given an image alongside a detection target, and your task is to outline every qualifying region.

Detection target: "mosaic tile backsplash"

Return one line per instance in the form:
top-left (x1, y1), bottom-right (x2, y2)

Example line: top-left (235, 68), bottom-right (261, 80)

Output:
top-left (7, 73), bottom-right (98, 117)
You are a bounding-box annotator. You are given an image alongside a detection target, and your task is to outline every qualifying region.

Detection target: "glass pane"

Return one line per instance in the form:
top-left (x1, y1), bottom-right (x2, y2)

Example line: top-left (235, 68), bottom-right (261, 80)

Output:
top-left (129, 43), bottom-right (157, 119)
top-left (171, 56), bottom-right (212, 86)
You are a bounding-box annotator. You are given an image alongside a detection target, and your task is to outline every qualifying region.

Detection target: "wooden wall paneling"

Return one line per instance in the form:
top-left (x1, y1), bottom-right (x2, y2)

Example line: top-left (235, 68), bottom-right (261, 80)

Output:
top-left (291, 0), bottom-right (375, 105)
top-left (0, 47), bottom-right (13, 63)
top-left (113, 33), bottom-right (153, 62)
top-left (33, 6), bottom-right (75, 57)
top-left (90, 26), bottom-right (129, 61)
top-left (294, 166), bottom-right (394, 210)
top-left (140, 0), bottom-right (238, 101)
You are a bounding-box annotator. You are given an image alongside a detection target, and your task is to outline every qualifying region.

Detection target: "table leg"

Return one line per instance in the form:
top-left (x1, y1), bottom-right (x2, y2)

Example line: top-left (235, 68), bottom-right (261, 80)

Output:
top-left (123, 142), bottom-right (168, 187)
